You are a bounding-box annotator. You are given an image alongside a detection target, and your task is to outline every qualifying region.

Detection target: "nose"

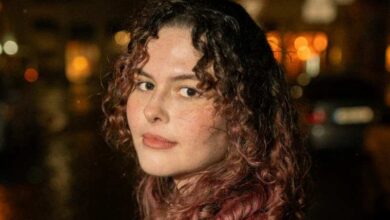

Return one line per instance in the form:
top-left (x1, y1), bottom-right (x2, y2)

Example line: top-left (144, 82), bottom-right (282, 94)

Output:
top-left (143, 92), bottom-right (169, 124)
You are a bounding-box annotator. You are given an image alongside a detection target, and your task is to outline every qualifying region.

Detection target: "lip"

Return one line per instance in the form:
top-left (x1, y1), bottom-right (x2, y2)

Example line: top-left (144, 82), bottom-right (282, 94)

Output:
top-left (142, 133), bottom-right (177, 149)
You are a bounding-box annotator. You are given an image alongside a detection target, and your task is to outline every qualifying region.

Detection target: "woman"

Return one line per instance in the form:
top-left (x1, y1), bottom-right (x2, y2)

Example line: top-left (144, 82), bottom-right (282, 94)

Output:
top-left (103, 0), bottom-right (310, 219)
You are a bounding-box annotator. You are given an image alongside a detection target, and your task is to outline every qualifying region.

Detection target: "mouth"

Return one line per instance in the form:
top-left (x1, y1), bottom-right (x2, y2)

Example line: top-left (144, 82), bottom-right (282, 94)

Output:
top-left (142, 133), bottom-right (177, 149)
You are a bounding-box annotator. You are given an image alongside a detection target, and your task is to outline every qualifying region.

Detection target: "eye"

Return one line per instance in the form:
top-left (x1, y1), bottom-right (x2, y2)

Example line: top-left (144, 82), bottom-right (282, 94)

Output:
top-left (179, 87), bottom-right (200, 97)
top-left (136, 81), bottom-right (155, 91)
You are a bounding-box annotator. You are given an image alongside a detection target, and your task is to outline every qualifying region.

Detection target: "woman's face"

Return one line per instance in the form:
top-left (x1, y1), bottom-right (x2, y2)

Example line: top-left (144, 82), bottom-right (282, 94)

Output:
top-left (126, 26), bottom-right (228, 180)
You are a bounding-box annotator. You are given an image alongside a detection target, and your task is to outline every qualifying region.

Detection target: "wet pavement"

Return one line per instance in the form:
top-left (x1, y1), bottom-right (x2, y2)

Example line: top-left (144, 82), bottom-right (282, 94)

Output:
top-left (0, 84), bottom-right (389, 220)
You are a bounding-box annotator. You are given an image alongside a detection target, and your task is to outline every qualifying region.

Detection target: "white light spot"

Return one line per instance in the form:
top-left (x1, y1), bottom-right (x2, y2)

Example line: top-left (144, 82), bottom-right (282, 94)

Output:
top-left (306, 55), bottom-right (321, 77)
top-left (3, 40), bottom-right (18, 55)
top-left (302, 0), bottom-right (337, 24)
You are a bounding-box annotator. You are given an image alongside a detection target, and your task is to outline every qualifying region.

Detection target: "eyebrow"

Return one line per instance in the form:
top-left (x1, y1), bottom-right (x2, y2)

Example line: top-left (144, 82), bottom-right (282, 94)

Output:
top-left (137, 70), bottom-right (198, 82)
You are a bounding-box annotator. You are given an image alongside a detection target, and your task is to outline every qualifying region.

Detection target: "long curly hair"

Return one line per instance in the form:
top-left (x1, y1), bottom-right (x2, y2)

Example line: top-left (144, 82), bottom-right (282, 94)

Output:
top-left (102, 0), bottom-right (310, 219)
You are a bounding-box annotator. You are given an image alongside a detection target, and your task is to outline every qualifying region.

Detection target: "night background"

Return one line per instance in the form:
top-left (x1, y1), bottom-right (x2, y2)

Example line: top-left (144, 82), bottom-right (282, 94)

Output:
top-left (0, 0), bottom-right (389, 219)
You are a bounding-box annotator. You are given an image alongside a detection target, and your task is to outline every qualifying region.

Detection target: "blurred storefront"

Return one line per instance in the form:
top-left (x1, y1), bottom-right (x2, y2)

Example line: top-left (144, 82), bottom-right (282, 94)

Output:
top-left (1, 0), bottom-right (389, 99)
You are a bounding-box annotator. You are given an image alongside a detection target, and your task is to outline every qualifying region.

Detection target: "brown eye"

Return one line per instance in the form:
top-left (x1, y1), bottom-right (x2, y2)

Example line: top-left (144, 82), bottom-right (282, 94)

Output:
top-left (179, 87), bottom-right (200, 97)
top-left (137, 81), bottom-right (155, 91)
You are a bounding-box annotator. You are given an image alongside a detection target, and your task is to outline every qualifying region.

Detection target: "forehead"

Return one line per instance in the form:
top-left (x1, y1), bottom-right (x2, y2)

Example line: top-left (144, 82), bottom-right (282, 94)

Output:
top-left (148, 26), bottom-right (195, 51)
top-left (144, 26), bottom-right (201, 73)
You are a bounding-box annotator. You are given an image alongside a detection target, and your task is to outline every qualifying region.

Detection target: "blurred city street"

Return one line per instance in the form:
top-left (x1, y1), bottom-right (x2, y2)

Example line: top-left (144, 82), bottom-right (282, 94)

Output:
top-left (0, 83), bottom-right (138, 220)
top-left (1, 0), bottom-right (390, 219)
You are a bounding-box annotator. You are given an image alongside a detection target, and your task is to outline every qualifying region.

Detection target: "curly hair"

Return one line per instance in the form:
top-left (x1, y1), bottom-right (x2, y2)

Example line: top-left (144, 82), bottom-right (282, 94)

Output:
top-left (102, 0), bottom-right (310, 219)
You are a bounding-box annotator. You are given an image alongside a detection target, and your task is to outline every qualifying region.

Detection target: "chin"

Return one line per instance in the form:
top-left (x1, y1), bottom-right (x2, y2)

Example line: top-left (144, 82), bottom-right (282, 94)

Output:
top-left (139, 163), bottom-right (178, 177)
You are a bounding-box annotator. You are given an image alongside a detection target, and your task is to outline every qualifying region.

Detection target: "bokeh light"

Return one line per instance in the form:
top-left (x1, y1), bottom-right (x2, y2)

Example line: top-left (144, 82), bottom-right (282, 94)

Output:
top-left (290, 85), bottom-right (303, 99)
top-left (294, 36), bottom-right (309, 50)
top-left (72, 56), bottom-right (89, 72)
top-left (329, 46), bottom-right (343, 66)
top-left (65, 41), bottom-right (99, 84)
top-left (306, 55), bottom-right (321, 77)
top-left (114, 31), bottom-right (131, 46)
top-left (66, 55), bottom-right (91, 84)
top-left (313, 32), bottom-right (328, 52)
top-left (24, 68), bottom-right (39, 83)
top-left (297, 46), bottom-right (312, 61)
top-left (3, 40), bottom-right (18, 55)
top-left (302, 0), bottom-right (337, 24)
top-left (297, 73), bottom-right (311, 86)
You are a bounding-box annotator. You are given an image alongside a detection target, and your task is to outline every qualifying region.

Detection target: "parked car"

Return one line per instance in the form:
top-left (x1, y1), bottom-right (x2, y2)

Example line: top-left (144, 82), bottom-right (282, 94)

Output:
top-left (302, 75), bottom-right (383, 150)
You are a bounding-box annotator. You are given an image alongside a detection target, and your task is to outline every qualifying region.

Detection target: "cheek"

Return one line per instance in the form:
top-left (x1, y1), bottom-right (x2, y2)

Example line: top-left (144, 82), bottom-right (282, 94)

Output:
top-left (126, 95), bottom-right (143, 129)
top-left (181, 109), bottom-right (228, 168)
top-left (176, 104), bottom-right (227, 145)
top-left (176, 104), bottom-right (219, 130)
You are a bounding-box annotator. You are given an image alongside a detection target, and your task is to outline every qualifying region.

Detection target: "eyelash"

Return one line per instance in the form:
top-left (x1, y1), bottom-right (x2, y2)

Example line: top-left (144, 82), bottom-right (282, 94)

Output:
top-left (134, 81), bottom-right (201, 98)
top-left (179, 87), bottom-right (201, 98)
top-left (136, 81), bottom-right (155, 91)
